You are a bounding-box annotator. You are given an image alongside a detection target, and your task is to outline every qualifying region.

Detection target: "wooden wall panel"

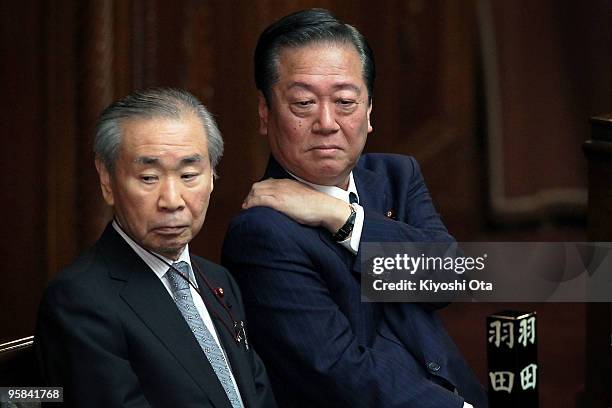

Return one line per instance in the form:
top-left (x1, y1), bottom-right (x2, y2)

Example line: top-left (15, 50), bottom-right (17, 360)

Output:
top-left (0, 2), bottom-right (610, 407)
top-left (43, 0), bottom-right (79, 278)
top-left (191, 1), bottom-right (263, 260)
top-left (0, 1), bottom-right (47, 342)
top-left (75, 1), bottom-right (115, 246)
top-left (584, 115), bottom-right (612, 407)
top-left (479, 0), bottom-right (612, 223)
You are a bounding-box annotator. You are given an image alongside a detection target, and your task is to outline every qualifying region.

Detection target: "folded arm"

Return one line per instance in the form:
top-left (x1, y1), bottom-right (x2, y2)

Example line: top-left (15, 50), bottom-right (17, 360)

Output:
top-left (222, 211), bottom-right (464, 408)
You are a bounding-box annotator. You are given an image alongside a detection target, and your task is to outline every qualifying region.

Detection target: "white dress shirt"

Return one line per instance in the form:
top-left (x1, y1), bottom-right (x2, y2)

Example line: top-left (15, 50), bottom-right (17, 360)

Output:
top-left (290, 171), bottom-right (364, 254)
top-left (112, 221), bottom-right (244, 406)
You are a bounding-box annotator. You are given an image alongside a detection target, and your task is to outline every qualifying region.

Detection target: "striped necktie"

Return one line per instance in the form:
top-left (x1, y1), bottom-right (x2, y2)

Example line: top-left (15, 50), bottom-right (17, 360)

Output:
top-left (166, 261), bottom-right (243, 408)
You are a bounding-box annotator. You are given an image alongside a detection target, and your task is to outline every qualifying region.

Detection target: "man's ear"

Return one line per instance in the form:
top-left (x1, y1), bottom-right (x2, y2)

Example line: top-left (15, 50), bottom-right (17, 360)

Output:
top-left (95, 158), bottom-right (114, 206)
top-left (257, 91), bottom-right (269, 136)
top-left (367, 100), bottom-right (373, 134)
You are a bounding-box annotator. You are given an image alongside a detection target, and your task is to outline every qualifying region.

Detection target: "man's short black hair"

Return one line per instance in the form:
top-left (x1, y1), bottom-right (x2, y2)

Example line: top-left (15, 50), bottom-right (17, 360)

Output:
top-left (254, 8), bottom-right (375, 105)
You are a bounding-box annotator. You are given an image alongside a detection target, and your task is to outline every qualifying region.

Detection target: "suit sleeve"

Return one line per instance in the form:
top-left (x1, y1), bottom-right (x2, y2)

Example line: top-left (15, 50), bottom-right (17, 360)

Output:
top-left (35, 281), bottom-right (151, 408)
top-left (222, 211), bottom-right (464, 408)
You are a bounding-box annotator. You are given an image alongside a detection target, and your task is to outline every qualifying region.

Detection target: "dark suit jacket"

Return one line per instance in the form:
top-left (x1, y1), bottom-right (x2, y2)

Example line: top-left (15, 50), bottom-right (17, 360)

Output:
top-left (222, 154), bottom-right (488, 408)
top-left (36, 224), bottom-right (277, 408)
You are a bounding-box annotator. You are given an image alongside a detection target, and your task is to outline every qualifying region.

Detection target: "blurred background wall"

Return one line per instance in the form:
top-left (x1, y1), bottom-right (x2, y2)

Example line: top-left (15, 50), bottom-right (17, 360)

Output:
top-left (1, 0), bottom-right (610, 407)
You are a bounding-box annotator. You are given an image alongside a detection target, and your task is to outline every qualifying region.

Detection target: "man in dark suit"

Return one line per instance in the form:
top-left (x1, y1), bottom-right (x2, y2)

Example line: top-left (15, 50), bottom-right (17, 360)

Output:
top-left (36, 88), bottom-right (276, 407)
top-left (222, 9), bottom-right (487, 408)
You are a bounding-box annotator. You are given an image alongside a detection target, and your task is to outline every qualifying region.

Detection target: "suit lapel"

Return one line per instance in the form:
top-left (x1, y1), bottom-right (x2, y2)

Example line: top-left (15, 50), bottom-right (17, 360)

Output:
top-left (352, 161), bottom-right (393, 215)
top-left (98, 226), bottom-right (231, 408)
top-left (350, 162), bottom-right (395, 276)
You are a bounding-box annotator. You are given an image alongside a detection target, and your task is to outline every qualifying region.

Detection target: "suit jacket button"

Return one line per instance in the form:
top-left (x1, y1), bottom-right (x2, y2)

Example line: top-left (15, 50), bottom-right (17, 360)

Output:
top-left (427, 361), bottom-right (441, 372)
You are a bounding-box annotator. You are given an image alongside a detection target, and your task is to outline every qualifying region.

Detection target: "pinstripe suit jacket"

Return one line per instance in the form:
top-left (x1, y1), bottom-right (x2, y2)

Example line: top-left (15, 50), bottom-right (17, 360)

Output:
top-left (222, 154), bottom-right (488, 408)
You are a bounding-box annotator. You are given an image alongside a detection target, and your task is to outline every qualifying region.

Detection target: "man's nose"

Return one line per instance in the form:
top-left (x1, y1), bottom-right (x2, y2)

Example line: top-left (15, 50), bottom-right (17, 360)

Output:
top-left (158, 178), bottom-right (185, 211)
top-left (312, 102), bottom-right (340, 134)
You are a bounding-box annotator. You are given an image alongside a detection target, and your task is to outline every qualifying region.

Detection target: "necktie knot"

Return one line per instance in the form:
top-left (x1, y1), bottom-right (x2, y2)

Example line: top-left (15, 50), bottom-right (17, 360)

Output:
top-left (167, 261), bottom-right (191, 293)
top-left (349, 192), bottom-right (359, 204)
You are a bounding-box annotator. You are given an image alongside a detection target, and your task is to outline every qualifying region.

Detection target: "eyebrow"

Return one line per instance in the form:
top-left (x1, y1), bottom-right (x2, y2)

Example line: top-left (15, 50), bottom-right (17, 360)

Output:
top-left (287, 81), bottom-right (362, 95)
top-left (134, 154), bottom-right (204, 166)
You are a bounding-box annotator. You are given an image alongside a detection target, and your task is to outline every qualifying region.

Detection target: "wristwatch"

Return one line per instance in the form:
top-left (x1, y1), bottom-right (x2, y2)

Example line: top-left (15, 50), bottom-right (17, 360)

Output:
top-left (332, 203), bottom-right (357, 242)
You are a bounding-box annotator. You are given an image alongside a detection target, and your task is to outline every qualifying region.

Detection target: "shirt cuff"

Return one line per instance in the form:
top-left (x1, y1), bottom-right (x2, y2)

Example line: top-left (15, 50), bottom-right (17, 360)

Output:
top-left (338, 204), bottom-right (364, 254)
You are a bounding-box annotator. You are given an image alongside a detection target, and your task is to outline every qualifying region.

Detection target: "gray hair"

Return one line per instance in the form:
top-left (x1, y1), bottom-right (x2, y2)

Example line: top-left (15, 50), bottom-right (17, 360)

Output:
top-left (94, 87), bottom-right (224, 177)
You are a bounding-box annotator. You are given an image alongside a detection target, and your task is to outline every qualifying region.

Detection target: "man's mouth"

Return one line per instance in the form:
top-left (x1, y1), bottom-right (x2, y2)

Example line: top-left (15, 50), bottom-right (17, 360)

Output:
top-left (309, 145), bottom-right (342, 152)
top-left (153, 225), bottom-right (188, 235)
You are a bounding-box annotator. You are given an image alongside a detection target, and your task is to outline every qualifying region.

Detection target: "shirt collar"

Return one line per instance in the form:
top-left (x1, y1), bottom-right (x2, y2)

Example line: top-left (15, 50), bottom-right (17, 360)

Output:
top-left (289, 171), bottom-right (360, 204)
top-left (112, 220), bottom-right (193, 281)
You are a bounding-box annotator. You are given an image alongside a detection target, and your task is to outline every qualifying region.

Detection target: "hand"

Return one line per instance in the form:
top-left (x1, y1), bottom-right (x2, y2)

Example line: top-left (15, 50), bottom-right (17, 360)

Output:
top-left (242, 178), bottom-right (352, 233)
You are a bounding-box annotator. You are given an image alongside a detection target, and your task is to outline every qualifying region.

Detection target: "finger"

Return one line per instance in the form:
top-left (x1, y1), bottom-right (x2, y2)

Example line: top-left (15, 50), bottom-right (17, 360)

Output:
top-left (250, 182), bottom-right (286, 198)
top-left (243, 193), bottom-right (279, 210)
